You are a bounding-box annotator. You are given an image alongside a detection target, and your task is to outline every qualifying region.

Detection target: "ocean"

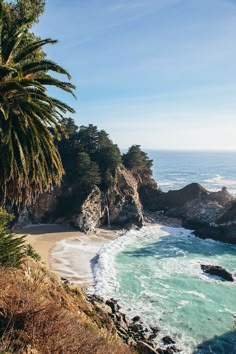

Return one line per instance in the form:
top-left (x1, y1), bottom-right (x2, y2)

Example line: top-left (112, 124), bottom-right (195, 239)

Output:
top-left (148, 150), bottom-right (236, 195)
top-left (93, 151), bottom-right (236, 354)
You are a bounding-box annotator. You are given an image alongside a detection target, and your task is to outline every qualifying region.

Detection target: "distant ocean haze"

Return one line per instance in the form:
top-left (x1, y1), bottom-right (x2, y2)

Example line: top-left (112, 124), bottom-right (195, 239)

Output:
top-left (146, 150), bottom-right (236, 196)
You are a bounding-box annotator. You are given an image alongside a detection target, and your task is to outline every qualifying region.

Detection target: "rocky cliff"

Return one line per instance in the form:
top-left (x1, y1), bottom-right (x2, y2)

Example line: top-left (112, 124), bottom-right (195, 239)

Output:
top-left (18, 166), bottom-right (144, 232)
top-left (107, 166), bottom-right (144, 227)
top-left (142, 183), bottom-right (236, 244)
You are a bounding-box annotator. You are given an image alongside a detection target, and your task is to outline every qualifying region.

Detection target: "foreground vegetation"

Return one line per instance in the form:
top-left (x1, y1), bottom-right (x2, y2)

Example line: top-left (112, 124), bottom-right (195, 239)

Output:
top-left (0, 258), bottom-right (134, 353)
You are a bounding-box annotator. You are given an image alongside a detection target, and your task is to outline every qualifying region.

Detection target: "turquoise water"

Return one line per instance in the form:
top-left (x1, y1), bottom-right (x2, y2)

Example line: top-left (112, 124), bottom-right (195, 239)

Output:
top-left (94, 225), bottom-right (236, 354)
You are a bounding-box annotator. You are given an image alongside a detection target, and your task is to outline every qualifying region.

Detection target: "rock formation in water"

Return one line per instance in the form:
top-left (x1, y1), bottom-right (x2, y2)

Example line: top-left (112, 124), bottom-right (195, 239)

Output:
top-left (201, 264), bottom-right (234, 282)
top-left (141, 183), bottom-right (236, 244)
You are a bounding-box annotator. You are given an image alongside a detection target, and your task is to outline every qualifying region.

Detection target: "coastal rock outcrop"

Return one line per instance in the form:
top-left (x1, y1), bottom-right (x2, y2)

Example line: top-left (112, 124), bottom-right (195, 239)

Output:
top-left (74, 166), bottom-right (144, 231)
top-left (141, 183), bottom-right (233, 212)
top-left (216, 201), bottom-right (236, 224)
top-left (201, 264), bottom-right (234, 282)
top-left (98, 297), bottom-right (179, 354)
top-left (17, 165), bottom-right (144, 232)
top-left (108, 166), bottom-right (144, 228)
top-left (142, 183), bottom-right (236, 244)
top-left (71, 186), bottom-right (104, 232)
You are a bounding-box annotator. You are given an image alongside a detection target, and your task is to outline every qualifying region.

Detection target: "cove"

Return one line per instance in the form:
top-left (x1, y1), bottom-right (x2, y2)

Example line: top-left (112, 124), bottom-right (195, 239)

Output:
top-left (94, 225), bottom-right (236, 354)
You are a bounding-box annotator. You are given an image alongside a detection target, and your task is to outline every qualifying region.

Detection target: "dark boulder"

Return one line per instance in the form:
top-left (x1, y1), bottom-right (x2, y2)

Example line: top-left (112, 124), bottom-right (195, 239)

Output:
top-left (150, 326), bottom-right (160, 334)
top-left (132, 315), bottom-right (141, 322)
top-left (201, 264), bottom-right (234, 282)
top-left (129, 322), bottom-right (144, 333)
top-left (105, 298), bottom-right (121, 313)
top-left (162, 336), bottom-right (176, 345)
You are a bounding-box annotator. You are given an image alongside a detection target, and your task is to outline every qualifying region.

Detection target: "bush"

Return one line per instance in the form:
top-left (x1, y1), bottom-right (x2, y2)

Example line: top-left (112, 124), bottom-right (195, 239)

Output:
top-left (24, 244), bottom-right (41, 262)
top-left (0, 208), bottom-right (26, 267)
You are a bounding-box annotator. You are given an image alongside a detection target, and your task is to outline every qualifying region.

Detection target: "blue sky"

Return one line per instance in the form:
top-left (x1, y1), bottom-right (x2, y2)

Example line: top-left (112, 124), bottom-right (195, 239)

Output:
top-left (34, 0), bottom-right (236, 150)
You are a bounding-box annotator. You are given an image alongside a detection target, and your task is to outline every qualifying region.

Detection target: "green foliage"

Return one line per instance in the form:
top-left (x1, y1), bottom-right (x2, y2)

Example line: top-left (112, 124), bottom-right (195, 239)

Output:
top-left (78, 124), bottom-right (100, 154)
top-left (0, 208), bottom-right (26, 267)
top-left (0, 1), bottom-right (75, 207)
top-left (53, 121), bottom-right (123, 217)
top-left (24, 244), bottom-right (41, 261)
top-left (3, 0), bottom-right (45, 26)
top-left (123, 145), bottom-right (154, 186)
top-left (57, 121), bottom-right (122, 191)
top-left (76, 152), bottom-right (101, 189)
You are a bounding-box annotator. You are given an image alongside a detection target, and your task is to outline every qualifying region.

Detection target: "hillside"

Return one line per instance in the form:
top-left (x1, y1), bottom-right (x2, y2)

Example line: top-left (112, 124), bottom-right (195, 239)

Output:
top-left (0, 257), bottom-right (134, 354)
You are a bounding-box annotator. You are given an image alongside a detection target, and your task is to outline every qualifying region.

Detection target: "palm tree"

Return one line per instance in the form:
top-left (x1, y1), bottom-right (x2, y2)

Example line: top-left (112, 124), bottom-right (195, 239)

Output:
top-left (0, 2), bottom-right (75, 207)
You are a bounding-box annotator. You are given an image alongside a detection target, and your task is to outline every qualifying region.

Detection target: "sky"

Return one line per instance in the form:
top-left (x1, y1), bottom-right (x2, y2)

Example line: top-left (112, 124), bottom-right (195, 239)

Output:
top-left (34, 0), bottom-right (236, 150)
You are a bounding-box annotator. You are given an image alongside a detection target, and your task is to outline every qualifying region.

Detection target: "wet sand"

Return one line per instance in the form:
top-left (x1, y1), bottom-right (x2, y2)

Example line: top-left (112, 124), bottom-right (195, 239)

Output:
top-left (16, 224), bottom-right (121, 288)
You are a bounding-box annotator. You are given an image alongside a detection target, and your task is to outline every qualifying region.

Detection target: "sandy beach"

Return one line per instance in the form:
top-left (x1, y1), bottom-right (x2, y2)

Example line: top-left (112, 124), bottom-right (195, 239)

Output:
top-left (16, 224), bottom-right (121, 288)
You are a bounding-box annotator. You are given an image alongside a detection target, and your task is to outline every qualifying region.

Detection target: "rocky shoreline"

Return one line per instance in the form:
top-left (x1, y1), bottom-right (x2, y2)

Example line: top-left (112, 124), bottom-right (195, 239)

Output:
top-left (141, 183), bottom-right (236, 245)
top-left (87, 295), bottom-right (181, 354)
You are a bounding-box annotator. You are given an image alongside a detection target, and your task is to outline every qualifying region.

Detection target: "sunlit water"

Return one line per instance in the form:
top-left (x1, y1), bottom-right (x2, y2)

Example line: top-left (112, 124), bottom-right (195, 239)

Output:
top-left (147, 150), bottom-right (236, 195)
top-left (93, 225), bottom-right (236, 354)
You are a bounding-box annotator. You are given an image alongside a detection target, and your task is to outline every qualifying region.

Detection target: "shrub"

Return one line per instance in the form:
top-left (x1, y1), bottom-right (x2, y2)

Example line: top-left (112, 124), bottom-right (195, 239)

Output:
top-left (24, 244), bottom-right (41, 262)
top-left (0, 263), bottom-right (135, 353)
top-left (0, 208), bottom-right (26, 267)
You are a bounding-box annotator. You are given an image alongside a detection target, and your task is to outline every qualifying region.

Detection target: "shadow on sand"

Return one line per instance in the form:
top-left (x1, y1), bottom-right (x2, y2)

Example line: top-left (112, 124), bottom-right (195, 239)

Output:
top-left (15, 223), bottom-right (75, 235)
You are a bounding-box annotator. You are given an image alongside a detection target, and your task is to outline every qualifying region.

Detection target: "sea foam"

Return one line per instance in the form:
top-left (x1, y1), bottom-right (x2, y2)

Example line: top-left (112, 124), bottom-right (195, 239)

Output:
top-left (93, 224), bottom-right (236, 354)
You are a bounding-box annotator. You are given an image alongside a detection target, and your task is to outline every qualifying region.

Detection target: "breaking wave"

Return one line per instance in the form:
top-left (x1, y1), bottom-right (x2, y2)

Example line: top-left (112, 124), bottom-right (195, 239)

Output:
top-left (93, 225), bottom-right (236, 354)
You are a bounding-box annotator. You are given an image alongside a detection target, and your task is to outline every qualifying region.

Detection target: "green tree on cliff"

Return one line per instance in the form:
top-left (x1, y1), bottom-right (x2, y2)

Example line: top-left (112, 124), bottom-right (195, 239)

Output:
top-left (0, 1), bottom-right (75, 207)
top-left (122, 145), bottom-right (154, 186)
top-left (57, 121), bottom-right (122, 190)
top-left (76, 152), bottom-right (101, 189)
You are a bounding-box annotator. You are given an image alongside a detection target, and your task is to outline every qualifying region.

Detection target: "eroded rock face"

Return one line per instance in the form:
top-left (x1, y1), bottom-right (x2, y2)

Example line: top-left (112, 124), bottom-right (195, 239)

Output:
top-left (72, 166), bottom-right (144, 231)
top-left (108, 166), bottom-right (144, 227)
top-left (30, 191), bottom-right (59, 221)
top-left (167, 200), bottom-right (224, 225)
top-left (142, 183), bottom-right (236, 244)
top-left (216, 201), bottom-right (236, 224)
top-left (71, 186), bottom-right (104, 232)
top-left (195, 224), bottom-right (236, 244)
top-left (17, 165), bottom-right (144, 231)
top-left (141, 183), bottom-right (234, 213)
top-left (17, 189), bottom-right (60, 226)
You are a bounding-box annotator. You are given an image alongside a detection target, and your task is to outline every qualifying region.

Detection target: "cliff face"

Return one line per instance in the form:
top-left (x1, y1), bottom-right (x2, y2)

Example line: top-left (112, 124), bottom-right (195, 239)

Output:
top-left (74, 166), bottom-right (144, 232)
top-left (142, 183), bottom-right (236, 244)
top-left (19, 165), bottom-right (144, 232)
top-left (16, 190), bottom-right (60, 226)
top-left (108, 166), bottom-right (143, 227)
top-left (71, 186), bottom-right (104, 232)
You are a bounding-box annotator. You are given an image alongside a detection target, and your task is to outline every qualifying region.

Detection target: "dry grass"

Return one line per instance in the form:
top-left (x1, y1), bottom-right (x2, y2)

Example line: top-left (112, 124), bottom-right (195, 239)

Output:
top-left (0, 259), bottom-right (135, 354)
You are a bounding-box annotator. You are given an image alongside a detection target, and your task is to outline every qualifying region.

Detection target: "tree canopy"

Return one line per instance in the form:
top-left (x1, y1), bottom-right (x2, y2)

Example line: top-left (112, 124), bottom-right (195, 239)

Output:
top-left (0, 0), bottom-right (75, 207)
top-left (122, 145), bottom-right (154, 186)
top-left (57, 121), bottom-right (122, 192)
